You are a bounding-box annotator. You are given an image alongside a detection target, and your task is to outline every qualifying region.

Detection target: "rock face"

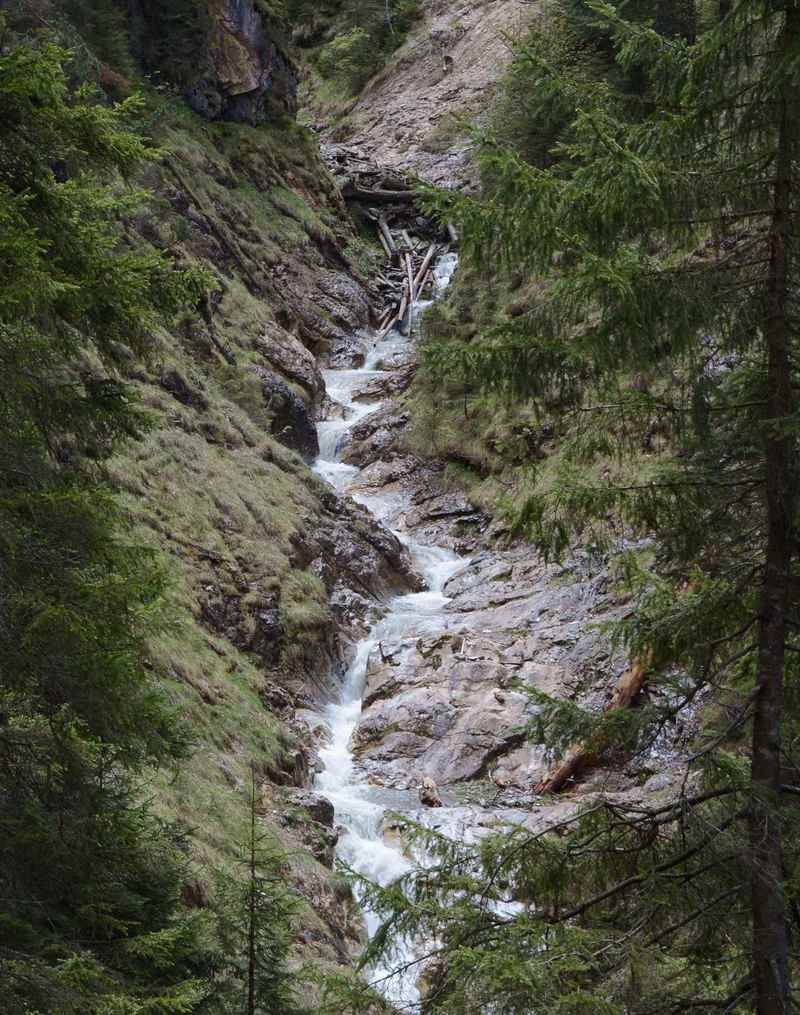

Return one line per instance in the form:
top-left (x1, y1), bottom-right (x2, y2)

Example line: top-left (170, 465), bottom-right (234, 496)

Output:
top-left (339, 0), bottom-right (536, 187)
top-left (256, 366), bottom-right (319, 461)
top-left (189, 0), bottom-right (298, 123)
top-left (351, 546), bottom-right (627, 792)
top-left (137, 0), bottom-right (298, 124)
top-left (323, 350), bottom-right (636, 795)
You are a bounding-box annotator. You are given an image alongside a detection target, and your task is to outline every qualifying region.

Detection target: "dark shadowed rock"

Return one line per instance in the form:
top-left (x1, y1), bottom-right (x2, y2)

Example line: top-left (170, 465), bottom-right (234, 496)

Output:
top-left (160, 368), bottom-right (209, 409)
top-left (250, 604), bottom-right (284, 666)
top-left (279, 789), bottom-right (338, 866)
top-left (135, 0), bottom-right (298, 124)
top-left (187, 1), bottom-right (298, 124)
top-left (256, 367), bottom-right (319, 461)
top-left (285, 789), bottom-right (336, 828)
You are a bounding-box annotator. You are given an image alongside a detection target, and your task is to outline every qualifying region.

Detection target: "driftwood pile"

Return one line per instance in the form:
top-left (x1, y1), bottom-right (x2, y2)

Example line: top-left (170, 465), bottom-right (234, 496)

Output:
top-left (373, 229), bottom-right (438, 337)
top-left (322, 143), bottom-right (457, 335)
top-left (323, 142), bottom-right (419, 205)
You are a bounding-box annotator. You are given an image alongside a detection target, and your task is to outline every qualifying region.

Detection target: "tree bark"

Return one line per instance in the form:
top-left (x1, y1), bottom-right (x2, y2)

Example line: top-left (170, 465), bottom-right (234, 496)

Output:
top-left (750, 6), bottom-right (798, 1012)
top-left (414, 243), bottom-right (437, 292)
top-left (346, 184), bottom-right (421, 204)
top-left (378, 216), bottom-right (400, 267)
top-left (247, 766), bottom-right (257, 1015)
top-left (535, 654), bottom-right (651, 794)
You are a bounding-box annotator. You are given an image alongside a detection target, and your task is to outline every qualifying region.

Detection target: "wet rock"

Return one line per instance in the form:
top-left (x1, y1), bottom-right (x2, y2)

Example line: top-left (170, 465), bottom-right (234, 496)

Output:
top-left (351, 548), bottom-right (628, 791)
top-left (266, 744), bottom-right (312, 788)
top-left (419, 776), bottom-right (442, 808)
top-left (256, 329), bottom-right (324, 402)
top-left (351, 365), bottom-right (416, 401)
top-left (316, 272), bottom-right (373, 332)
top-left (340, 408), bottom-right (410, 467)
top-left (285, 788), bottom-right (336, 828)
top-left (314, 492), bottom-right (424, 604)
top-left (405, 490), bottom-right (483, 530)
top-left (327, 337), bottom-right (368, 369)
top-left (279, 789), bottom-right (338, 866)
top-left (256, 366), bottom-right (319, 461)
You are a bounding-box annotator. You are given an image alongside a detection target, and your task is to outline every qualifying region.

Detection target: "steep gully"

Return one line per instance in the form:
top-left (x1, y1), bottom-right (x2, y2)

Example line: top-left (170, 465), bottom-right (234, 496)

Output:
top-left (306, 223), bottom-right (693, 1004)
top-left (313, 257), bottom-right (462, 1003)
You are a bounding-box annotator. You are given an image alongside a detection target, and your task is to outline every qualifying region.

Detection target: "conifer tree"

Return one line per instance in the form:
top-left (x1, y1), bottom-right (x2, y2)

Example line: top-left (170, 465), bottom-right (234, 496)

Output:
top-left (0, 25), bottom-right (211, 1013)
top-left (214, 769), bottom-right (305, 1015)
top-left (348, 2), bottom-right (800, 1012)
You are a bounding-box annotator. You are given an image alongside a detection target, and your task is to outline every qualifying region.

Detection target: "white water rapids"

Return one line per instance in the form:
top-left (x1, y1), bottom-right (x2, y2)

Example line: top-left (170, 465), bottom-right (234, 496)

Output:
top-left (313, 254), bottom-right (462, 1005)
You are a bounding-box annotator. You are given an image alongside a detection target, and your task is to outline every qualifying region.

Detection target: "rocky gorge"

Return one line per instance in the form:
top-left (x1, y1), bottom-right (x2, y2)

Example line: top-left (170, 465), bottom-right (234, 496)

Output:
top-left (121, 0), bottom-right (699, 991)
top-left (4, 4), bottom-right (788, 1011)
top-left (302, 203), bottom-right (696, 1001)
top-left (3, 0), bottom-right (699, 995)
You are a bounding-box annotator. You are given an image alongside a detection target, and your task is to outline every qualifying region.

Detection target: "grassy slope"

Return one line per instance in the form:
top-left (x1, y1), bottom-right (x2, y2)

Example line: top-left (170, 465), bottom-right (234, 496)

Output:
top-left (101, 94), bottom-right (374, 965)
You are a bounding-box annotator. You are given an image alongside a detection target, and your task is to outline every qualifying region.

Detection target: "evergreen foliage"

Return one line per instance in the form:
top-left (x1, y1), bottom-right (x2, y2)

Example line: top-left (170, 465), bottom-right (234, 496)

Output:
top-left (351, 1), bottom-right (800, 1011)
top-left (0, 27), bottom-right (212, 1014)
top-left (213, 771), bottom-right (306, 1015)
top-left (293, 0), bottom-right (421, 93)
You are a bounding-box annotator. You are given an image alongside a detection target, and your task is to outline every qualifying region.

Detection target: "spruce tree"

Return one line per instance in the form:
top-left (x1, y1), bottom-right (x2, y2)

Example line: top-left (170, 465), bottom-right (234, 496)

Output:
top-left (0, 27), bottom-right (211, 1014)
top-left (214, 769), bottom-right (305, 1015)
top-left (346, 2), bottom-right (800, 1012)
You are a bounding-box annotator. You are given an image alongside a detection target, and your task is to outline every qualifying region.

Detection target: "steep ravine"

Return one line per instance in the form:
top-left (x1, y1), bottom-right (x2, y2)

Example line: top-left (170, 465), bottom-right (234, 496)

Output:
top-left (37, 0), bottom-right (696, 989)
top-left (306, 145), bottom-right (702, 1009)
top-left (307, 232), bottom-right (689, 999)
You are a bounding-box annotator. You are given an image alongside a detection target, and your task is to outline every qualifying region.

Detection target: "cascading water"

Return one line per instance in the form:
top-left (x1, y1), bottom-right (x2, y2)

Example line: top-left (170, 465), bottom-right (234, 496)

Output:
top-left (313, 253), bottom-right (462, 1004)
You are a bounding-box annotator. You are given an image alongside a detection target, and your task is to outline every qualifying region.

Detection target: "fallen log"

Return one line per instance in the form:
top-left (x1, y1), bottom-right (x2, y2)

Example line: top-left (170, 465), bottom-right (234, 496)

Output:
top-left (396, 279), bottom-right (412, 336)
top-left (535, 653), bottom-right (653, 795)
top-left (379, 174), bottom-right (410, 192)
top-left (377, 217), bottom-right (400, 266)
top-left (348, 185), bottom-right (422, 204)
top-left (405, 252), bottom-right (416, 304)
top-left (377, 279), bottom-right (410, 340)
top-left (413, 243), bottom-right (437, 291)
top-left (376, 229), bottom-right (393, 262)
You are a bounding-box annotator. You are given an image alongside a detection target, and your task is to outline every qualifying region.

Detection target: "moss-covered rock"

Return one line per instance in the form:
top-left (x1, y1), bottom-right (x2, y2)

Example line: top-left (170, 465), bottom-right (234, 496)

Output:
top-left (132, 0), bottom-right (298, 123)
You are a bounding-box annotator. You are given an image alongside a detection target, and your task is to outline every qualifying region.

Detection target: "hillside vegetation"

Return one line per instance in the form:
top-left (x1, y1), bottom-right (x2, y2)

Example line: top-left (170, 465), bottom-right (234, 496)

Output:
top-left (5, 1), bottom-right (800, 1014)
top-left (0, 2), bottom-right (387, 1010)
top-left (360, 2), bottom-right (800, 1013)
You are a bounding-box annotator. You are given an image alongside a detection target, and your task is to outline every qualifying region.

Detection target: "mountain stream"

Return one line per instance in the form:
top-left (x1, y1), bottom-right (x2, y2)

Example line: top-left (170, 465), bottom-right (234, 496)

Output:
top-left (314, 254), bottom-right (462, 1005)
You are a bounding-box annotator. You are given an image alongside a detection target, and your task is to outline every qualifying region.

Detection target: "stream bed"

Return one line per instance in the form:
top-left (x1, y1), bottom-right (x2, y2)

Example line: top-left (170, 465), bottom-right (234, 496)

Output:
top-left (313, 254), bottom-right (463, 1003)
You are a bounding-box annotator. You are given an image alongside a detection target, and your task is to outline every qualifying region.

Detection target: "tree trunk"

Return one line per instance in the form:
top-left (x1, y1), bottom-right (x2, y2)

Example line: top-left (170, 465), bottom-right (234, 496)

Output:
top-left (247, 767), bottom-right (257, 1015)
top-left (535, 654), bottom-right (651, 793)
top-left (750, 6), bottom-right (798, 1012)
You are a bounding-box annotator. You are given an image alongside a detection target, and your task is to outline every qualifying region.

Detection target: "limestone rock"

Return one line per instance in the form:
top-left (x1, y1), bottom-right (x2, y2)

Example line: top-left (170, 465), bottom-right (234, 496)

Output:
top-left (256, 366), bottom-right (319, 461)
top-left (189, 0), bottom-right (298, 124)
top-left (284, 788), bottom-right (336, 828)
top-left (419, 776), bottom-right (442, 808)
top-left (256, 329), bottom-right (324, 402)
top-left (341, 0), bottom-right (535, 187)
top-left (134, 0), bottom-right (298, 124)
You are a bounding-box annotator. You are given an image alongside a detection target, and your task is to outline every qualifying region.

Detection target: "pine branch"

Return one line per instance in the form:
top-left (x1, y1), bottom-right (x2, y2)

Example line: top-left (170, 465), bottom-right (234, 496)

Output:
top-left (645, 883), bottom-right (744, 946)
